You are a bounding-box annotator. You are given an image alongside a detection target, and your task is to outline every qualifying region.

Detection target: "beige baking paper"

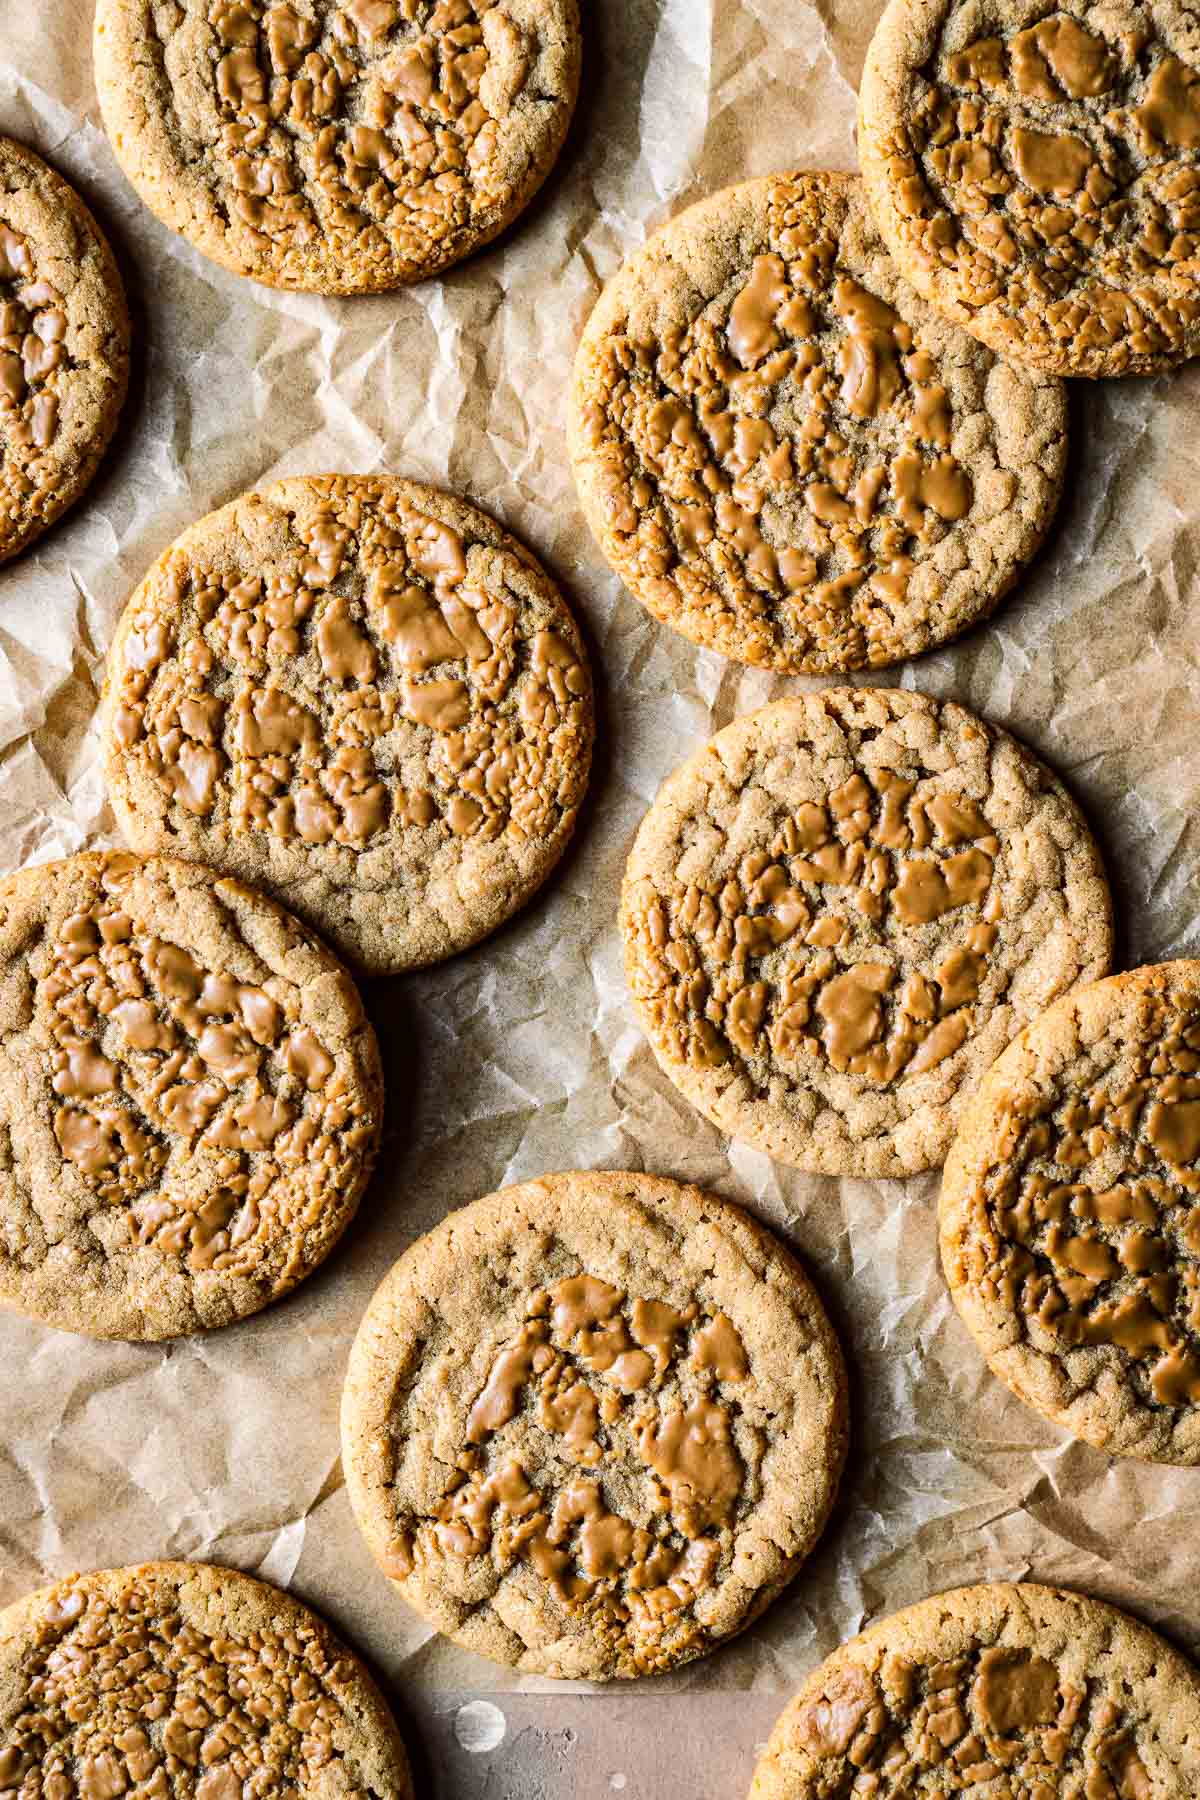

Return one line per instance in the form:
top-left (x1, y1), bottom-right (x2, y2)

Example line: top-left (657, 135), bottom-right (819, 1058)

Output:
top-left (2, 0), bottom-right (1200, 1775)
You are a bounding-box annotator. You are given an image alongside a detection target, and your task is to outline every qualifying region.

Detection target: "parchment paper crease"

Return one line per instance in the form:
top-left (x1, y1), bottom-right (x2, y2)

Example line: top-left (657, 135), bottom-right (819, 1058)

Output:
top-left (1, 0), bottom-right (1200, 1727)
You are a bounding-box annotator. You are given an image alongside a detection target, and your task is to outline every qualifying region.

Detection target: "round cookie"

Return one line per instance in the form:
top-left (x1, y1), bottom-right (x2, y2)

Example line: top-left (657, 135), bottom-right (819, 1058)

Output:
top-left (941, 960), bottom-right (1200, 1463)
top-left (621, 689), bottom-right (1113, 1178)
top-left (93, 0), bottom-right (580, 294)
top-left (0, 849), bottom-right (381, 1340)
top-left (0, 1561), bottom-right (412, 1796)
top-left (859, 1), bottom-right (1200, 377)
top-left (0, 138), bottom-right (129, 562)
top-left (341, 1170), bottom-right (848, 1680)
top-left (101, 475), bottom-right (593, 976)
top-left (750, 1582), bottom-right (1200, 1797)
top-left (569, 170), bottom-right (1066, 674)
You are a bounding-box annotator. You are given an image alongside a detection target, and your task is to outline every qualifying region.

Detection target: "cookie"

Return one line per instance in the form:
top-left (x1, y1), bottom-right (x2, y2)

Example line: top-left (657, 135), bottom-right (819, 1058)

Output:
top-left (621, 689), bottom-right (1113, 1178)
top-left (0, 138), bottom-right (129, 562)
top-left (940, 959), bottom-right (1200, 1463)
top-left (751, 1582), bottom-right (1200, 1798)
top-left (0, 849), bottom-right (381, 1340)
top-left (0, 1561), bottom-right (412, 1797)
top-left (341, 1170), bottom-right (848, 1680)
top-left (859, 1), bottom-right (1200, 377)
top-left (568, 170), bottom-right (1066, 674)
top-left (93, 0), bottom-right (580, 294)
top-left (101, 474), bottom-right (592, 976)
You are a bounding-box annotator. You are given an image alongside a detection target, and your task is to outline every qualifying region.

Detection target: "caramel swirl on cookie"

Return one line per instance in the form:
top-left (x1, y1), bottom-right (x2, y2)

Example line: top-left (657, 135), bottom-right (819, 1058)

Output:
top-left (341, 1172), bottom-right (847, 1679)
top-left (570, 171), bottom-right (1066, 673)
top-left (621, 690), bottom-right (1112, 1177)
top-left (860, 0), bottom-right (1200, 375)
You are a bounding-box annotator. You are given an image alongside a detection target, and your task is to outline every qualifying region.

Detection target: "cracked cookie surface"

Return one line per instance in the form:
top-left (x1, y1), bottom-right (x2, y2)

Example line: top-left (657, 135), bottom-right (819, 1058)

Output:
top-left (860, 0), bottom-right (1200, 376)
top-left (569, 170), bottom-right (1066, 674)
top-left (942, 960), bottom-right (1200, 1463)
top-left (0, 138), bottom-right (129, 562)
top-left (340, 1171), bottom-right (848, 1680)
top-left (101, 474), bottom-right (593, 976)
top-left (93, 0), bottom-right (580, 293)
top-left (621, 690), bottom-right (1113, 1178)
top-left (751, 1582), bottom-right (1200, 1798)
top-left (0, 1561), bottom-right (412, 1798)
top-left (0, 850), bottom-right (381, 1340)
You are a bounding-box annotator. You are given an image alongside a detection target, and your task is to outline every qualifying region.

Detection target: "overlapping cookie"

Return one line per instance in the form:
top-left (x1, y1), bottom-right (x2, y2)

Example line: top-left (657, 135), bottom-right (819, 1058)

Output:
top-left (860, 0), bottom-right (1200, 375)
top-left (571, 170), bottom-right (1066, 672)
top-left (342, 1171), bottom-right (848, 1679)
top-left (622, 690), bottom-right (1113, 1176)
top-left (102, 476), bottom-right (593, 975)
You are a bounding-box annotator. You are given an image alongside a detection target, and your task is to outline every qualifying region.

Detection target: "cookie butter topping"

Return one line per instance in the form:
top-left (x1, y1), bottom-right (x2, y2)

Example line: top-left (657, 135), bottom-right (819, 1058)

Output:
top-left (866, 1), bottom-right (1200, 373)
top-left (572, 171), bottom-right (1063, 675)
top-left (622, 691), bottom-right (1113, 1177)
top-left (97, 0), bottom-right (577, 288)
top-left (0, 851), bottom-right (380, 1338)
top-left (774, 1631), bottom-right (1161, 1794)
top-left (104, 476), bottom-right (591, 975)
top-left (0, 1569), bottom-right (401, 1798)
top-left (954, 974), bottom-right (1200, 1423)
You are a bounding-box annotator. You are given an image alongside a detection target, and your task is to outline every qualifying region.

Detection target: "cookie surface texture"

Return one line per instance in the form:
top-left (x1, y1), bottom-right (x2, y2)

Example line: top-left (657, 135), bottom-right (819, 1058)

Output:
top-left (751, 1582), bottom-right (1200, 1798)
top-left (102, 475), bottom-right (593, 976)
top-left (341, 1170), bottom-right (849, 1679)
top-left (0, 137), bottom-right (129, 562)
top-left (569, 169), bottom-right (1066, 673)
top-left (860, 0), bottom-right (1200, 376)
top-left (0, 1561), bottom-right (413, 1797)
top-left (942, 959), bottom-right (1200, 1463)
top-left (621, 689), bottom-right (1113, 1178)
top-left (93, 0), bottom-right (580, 293)
top-left (0, 850), bottom-right (381, 1340)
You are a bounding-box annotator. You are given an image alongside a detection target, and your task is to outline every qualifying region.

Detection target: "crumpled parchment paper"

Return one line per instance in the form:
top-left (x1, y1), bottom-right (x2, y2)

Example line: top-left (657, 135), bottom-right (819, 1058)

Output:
top-left (3, 0), bottom-right (1200, 1756)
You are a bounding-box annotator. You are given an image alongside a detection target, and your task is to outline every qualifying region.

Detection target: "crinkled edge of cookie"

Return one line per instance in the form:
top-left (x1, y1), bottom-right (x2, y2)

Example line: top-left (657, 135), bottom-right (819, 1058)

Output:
top-left (340, 1170), bottom-right (850, 1681)
top-left (858, 0), bottom-right (1200, 378)
top-left (0, 1560), bottom-right (413, 1796)
top-left (750, 1582), bottom-right (1200, 1799)
top-left (941, 959), bottom-right (1200, 1464)
top-left (0, 850), bottom-right (383, 1341)
top-left (0, 137), bottom-right (130, 562)
top-left (92, 0), bottom-right (581, 294)
top-left (568, 168), bottom-right (1067, 674)
top-left (101, 473), bottom-right (595, 978)
top-left (620, 692), bottom-right (1114, 1179)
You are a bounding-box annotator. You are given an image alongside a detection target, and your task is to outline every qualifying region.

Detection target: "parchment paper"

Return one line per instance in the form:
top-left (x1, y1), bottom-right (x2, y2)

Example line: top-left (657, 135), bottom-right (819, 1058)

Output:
top-left (3, 0), bottom-right (1200, 1790)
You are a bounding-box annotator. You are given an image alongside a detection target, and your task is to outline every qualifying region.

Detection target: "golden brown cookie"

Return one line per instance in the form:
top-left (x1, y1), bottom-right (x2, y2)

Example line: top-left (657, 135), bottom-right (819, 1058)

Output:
top-left (0, 850), bottom-right (381, 1340)
top-left (941, 960), bottom-right (1200, 1463)
top-left (0, 1561), bottom-right (413, 1796)
top-left (569, 170), bottom-right (1066, 674)
top-left (751, 1583), bottom-right (1200, 1798)
top-left (0, 137), bottom-right (129, 562)
top-left (341, 1170), bottom-right (848, 1680)
top-left (621, 690), bottom-right (1113, 1178)
top-left (859, 0), bottom-right (1200, 377)
top-left (101, 474), bottom-right (593, 976)
top-left (93, 0), bottom-right (580, 294)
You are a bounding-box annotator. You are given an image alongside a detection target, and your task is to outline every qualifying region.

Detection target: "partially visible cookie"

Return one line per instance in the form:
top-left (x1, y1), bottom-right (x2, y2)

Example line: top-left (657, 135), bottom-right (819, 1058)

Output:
top-left (621, 690), bottom-right (1113, 1177)
top-left (941, 960), bottom-right (1200, 1463)
top-left (101, 475), bottom-right (593, 976)
top-left (341, 1171), bottom-right (848, 1680)
top-left (0, 850), bottom-right (381, 1340)
top-left (93, 0), bottom-right (580, 293)
top-left (0, 138), bottom-right (129, 562)
top-left (569, 170), bottom-right (1066, 674)
top-left (860, 0), bottom-right (1200, 377)
top-left (751, 1583), bottom-right (1200, 1798)
top-left (0, 1561), bottom-right (413, 1796)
